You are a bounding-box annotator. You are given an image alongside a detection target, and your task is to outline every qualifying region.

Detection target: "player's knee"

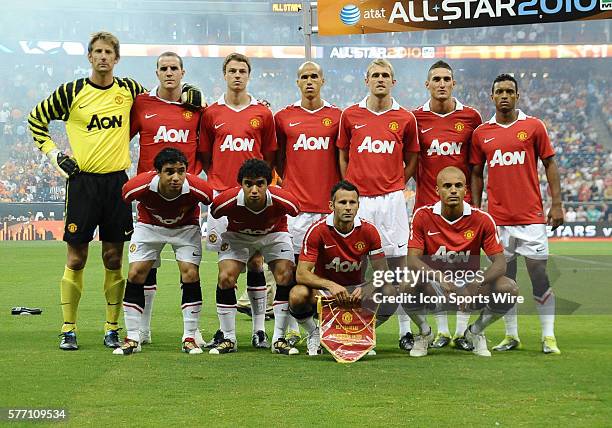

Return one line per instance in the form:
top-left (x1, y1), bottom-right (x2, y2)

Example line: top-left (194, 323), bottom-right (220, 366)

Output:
top-left (180, 266), bottom-right (199, 284)
top-left (218, 270), bottom-right (238, 289)
top-left (490, 277), bottom-right (519, 311)
top-left (289, 284), bottom-right (310, 307)
top-left (66, 255), bottom-right (86, 271)
top-left (247, 255), bottom-right (264, 272)
top-left (102, 248), bottom-right (122, 270)
top-left (128, 265), bottom-right (149, 284)
top-left (274, 268), bottom-right (295, 286)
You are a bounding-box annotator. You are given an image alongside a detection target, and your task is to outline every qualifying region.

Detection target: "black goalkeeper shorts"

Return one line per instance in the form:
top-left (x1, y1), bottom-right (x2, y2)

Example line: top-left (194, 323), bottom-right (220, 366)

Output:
top-left (63, 171), bottom-right (133, 244)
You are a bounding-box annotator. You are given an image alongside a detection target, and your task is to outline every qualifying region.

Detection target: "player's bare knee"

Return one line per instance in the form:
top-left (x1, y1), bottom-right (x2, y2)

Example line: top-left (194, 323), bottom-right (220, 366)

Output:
top-left (102, 248), bottom-right (122, 270)
top-left (289, 284), bottom-right (310, 307)
top-left (218, 271), bottom-right (238, 289)
top-left (181, 269), bottom-right (199, 284)
top-left (128, 265), bottom-right (149, 284)
top-left (273, 268), bottom-right (294, 286)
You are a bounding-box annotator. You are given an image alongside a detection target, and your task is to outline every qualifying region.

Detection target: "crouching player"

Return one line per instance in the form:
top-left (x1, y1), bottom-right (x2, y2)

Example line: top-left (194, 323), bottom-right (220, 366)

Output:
top-left (289, 180), bottom-right (398, 356)
top-left (208, 159), bottom-right (300, 355)
top-left (115, 148), bottom-right (213, 355)
top-left (403, 167), bottom-right (518, 357)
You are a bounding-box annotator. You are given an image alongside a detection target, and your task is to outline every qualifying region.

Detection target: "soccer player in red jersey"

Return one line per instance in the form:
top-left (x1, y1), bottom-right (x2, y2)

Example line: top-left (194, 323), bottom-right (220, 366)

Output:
top-left (470, 74), bottom-right (563, 354)
top-left (208, 159), bottom-right (299, 355)
top-left (289, 180), bottom-right (397, 356)
top-left (405, 166), bottom-right (518, 357)
top-left (337, 59), bottom-right (419, 351)
top-left (115, 148), bottom-right (213, 356)
top-left (200, 53), bottom-right (278, 348)
top-left (130, 51), bottom-right (205, 345)
top-left (412, 61), bottom-right (483, 350)
top-left (275, 61), bottom-right (342, 343)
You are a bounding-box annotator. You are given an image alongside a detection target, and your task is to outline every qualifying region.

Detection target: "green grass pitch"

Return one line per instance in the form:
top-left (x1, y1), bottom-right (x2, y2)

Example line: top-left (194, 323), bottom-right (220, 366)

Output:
top-left (1, 241), bottom-right (611, 426)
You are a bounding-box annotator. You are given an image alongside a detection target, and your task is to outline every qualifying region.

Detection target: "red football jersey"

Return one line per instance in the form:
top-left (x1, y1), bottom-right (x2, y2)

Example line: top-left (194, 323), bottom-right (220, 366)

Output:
top-left (130, 89), bottom-right (203, 174)
top-left (200, 95), bottom-right (277, 191)
top-left (300, 215), bottom-right (385, 286)
top-left (336, 97), bottom-right (419, 196)
top-left (210, 186), bottom-right (299, 235)
top-left (122, 171), bottom-right (213, 228)
top-left (412, 99), bottom-right (482, 209)
top-left (470, 110), bottom-right (555, 225)
top-left (275, 101), bottom-right (341, 213)
top-left (409, 201), bottom-right (503, 271)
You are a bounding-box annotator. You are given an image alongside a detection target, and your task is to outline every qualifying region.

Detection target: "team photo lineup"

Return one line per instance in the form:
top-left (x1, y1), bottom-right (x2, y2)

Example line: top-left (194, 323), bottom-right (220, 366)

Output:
top-left (25, 29), bottom-right (567, 360)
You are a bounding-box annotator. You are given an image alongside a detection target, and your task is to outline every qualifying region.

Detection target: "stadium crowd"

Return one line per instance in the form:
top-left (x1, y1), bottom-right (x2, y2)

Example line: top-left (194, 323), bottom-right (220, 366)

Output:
top-left (0, 57), bottom-right (610, 221)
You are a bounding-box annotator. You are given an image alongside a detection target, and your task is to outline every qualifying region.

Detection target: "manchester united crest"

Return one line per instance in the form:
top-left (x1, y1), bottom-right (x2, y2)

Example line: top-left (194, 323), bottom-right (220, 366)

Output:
top-left (322, 117), bottom-right (333, 127)
top-left (342, 311), bottom-right (353, 324)
top-left (183, 111), bottom-right (193, 121)
top-left (454, 122), bottom-right (465, 132)
top-left (250, 118), bottom-right (261, 129)
top-left (517, 131), bottom-right (528, 141)
top-left (129, 243), bottom-right (137, 253)
top-left (388, 121), bottom-right (399, 132)
top-left (67, 223), bottom-right (78, 233)
top-left (354, 241), bottom-right (366, 252)
top-left (208, 233), bottom-right (218, 244)
top-left (220, 242), bottom-right (229, 251)
top-left (115, 95), bottom-right (124, 105)
top-left (464, 229), bottom-right (475, 240)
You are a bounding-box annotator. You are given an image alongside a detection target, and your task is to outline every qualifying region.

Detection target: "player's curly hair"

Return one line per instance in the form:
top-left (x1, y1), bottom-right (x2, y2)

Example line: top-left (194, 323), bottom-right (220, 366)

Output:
top-left (330, 180), bottom-right (359, 201)
top-left (88, 31), bottom-right (120, 59)
top-left (492, 73), bottom-right (519, 94)
top-left (154, 148), bottom-right (188, 172)
top-left (237, 159), bottom-right (271, 184)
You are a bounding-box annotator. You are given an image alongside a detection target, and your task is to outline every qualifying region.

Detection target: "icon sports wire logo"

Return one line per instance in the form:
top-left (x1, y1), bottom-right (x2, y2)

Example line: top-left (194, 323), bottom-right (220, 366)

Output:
top-left (340, 4), bottom-right (361, 25)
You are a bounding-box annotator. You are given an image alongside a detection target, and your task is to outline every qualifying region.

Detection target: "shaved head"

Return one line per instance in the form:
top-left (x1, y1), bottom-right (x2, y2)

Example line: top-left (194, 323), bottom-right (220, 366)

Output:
top-left (297, 61), bottom-right (323, 78)
top-left (436, 166), bottom-right (466, 186)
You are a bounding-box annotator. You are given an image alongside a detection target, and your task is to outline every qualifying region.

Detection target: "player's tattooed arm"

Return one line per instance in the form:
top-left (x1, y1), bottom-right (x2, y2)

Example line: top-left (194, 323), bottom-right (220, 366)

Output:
top-left (542, 156), bottom-right (564, 230)
top-left (338, 149), bottom-right (349, 179)
top-left (470, 163), bottom-right (485, 208)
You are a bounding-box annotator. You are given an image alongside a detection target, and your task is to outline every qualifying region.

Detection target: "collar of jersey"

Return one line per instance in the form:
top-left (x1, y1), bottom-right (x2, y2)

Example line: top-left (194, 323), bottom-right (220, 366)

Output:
top-left (236, 188), bottom-right (272, 213)
top-left (422, 98), bottom-right (464, 116)
top-left (432, 201), bottom-right (471, 224)
top-left (149, 86), bottom-right (182, 105)
top-left (487, 109), bottom-right (527, 127)
top-left (148, 175), bottom-right (190, 200)
top-left (326, 213), bottom-right (361, 237)
top-left (357, 96), bottom-right (400, 115)
top-left (217, 93), bottom-right (258, 112)
top-left (292, 99), bottom-right (331, 113)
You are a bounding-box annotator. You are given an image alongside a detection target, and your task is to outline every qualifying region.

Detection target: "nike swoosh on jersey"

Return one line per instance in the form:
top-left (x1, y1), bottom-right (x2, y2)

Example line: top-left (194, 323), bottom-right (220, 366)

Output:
top-left (289, 122), bottom-right (301, 127)
top-left (324, 244), bottom-right (336, 249)
top-left (484, 137), bottom-right (495, 144)
top-left (78, 104), bottom-right (89, 109)
top-left (145, 114), bottom-right (157, 119)
top-left (420, 127), bottom-right (433, 133)
top-left (427, 231), bottom-right (441, 236)
top-left (215, 123), bottom-right (225, 129)
top-left (354, 124), bottom-right (366, 129)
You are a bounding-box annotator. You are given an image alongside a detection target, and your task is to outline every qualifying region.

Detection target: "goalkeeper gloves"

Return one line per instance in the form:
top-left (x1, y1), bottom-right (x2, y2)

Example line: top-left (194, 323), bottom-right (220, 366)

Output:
top-left (47, 148), bottom-right (80, 179)
top-left (181, 83), bottom-right (205, 111)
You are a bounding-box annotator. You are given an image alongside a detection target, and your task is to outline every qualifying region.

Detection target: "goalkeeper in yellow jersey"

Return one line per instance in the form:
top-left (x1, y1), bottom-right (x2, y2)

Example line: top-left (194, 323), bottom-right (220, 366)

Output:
top-left (27, 32), bottom-right (146, 350)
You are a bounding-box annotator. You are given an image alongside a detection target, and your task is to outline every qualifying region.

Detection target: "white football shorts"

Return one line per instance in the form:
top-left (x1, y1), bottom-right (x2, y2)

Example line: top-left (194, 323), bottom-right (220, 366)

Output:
top-left (128, 223), bottom-right (202, 266)
top-left (357, 190), bottom-right (409, 257)
top-left (288, 212), bottom-right (327, 255)
top-left (218, 231), bottom-right (294, 265)
top-left (497, 224), bottom-right (549, 261)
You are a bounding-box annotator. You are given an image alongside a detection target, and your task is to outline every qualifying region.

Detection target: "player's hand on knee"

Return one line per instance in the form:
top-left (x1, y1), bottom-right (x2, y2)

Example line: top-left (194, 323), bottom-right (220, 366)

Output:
top-left (181, 83), bottom-right (205, 111)
top-left (47, 148), bottom-right (80, 179)
top-left (349, 287), bottom-right (362, 305)
top-left (328, 283), bottom-right (349, 306)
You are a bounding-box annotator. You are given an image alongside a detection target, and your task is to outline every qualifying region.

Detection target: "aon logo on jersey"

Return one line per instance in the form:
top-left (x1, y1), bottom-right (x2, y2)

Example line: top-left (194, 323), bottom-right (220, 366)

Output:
top-left (293, 134), bottom-right (330, 151)
top-left (432, 246), bottom-right (470, 263)
top-left (154, 126), bottom-right (189, 143)
top-left (489, 149), bottom-right (525, 167)
top-left (357, 136), bottom-right (395, 154)
top-left (87, 114), bottom-right (122, 131)
top-left (325, 257), bottom-right (362, 272)
top-left (220, 135), bottom-right (255, 152)
top-left (426, 140), bottom-right (462, 156)
top-left (239, 226), bottom-right (274, 235)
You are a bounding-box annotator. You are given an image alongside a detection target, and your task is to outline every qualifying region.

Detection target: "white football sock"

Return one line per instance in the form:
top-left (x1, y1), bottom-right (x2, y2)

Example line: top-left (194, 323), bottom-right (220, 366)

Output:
top-left (397, 304), bottom-right (413, 337)
top-left (503, 303), bottom-right (519, 337)
top-left (216, 305), bottom-right (237, 342)
top-left (181, 301), bottom-right (202, 341)
top-left (272, 302), bottom-right (290, 343)
top-left (534, 289), bottom-right (556, 338)
top-left (247, 286), bottom-right (267, 333)
top-left (455, 310), bottom-right (471, 336)
top-left (297, 316), bottom-right (317, 336)
top-left (288, 315), bottom-right (300, 332)
top-left (123, 303), bottom-right (142, 343)
top-left (434, 311), bottom-right (450, 335)
top-left (141, 286), bottom-right (156, 332)
top-left (470, 307), bottom-right (502, 334)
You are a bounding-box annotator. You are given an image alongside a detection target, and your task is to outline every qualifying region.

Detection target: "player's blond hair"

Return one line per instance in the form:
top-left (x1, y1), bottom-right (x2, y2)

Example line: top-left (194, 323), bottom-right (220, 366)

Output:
top-left (366, 59), bottom-right (394, 80)
top-left (296, 61), bottom-right (323, 78)
top-left (88, 31), bottom-right (120, 59)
